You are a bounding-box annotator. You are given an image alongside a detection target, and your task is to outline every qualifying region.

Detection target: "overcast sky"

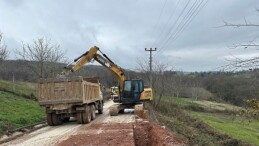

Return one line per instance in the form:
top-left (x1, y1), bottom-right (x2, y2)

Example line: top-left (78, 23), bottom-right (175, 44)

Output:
top-left (0, 0), bottom-right (259, 71)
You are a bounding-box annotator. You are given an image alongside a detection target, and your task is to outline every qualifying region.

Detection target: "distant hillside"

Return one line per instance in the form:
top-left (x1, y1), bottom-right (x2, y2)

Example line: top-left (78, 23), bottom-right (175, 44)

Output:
top-left (1, 60), bottom-right (258, 106)
top-left (0, 60), bottom-right (142, 87)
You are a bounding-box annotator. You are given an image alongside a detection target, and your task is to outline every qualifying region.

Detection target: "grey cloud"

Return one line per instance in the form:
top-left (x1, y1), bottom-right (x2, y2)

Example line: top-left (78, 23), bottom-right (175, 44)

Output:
top-left (0, 0), bottom-right (258, 71)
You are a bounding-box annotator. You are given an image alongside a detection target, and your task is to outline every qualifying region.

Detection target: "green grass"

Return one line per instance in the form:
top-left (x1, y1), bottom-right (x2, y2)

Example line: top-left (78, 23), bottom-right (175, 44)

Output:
top-left (162, 96), bottom-right (243, 111)
top-left (0, 80), bottom-right (44, 135)
top-left (158, 96), bottom-right (193, 105)
top-left (154, 96), bottom-right (259, 145)
top-left (188, 111), bottom-right (259, 146)
top-left (0, 80), bottom-right (37, 98)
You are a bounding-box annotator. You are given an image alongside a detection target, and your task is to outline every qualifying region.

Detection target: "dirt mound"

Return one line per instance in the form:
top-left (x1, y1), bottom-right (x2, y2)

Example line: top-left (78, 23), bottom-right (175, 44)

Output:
top-left (134, 122), bottom-right (184, 146)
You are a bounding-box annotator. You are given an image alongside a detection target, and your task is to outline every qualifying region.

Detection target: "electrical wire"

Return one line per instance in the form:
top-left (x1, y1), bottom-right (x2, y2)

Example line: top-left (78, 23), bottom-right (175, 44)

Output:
top-left (154, 0), bottom-right (209, 58)
top-left (151, 0), bottom-right (181, 47)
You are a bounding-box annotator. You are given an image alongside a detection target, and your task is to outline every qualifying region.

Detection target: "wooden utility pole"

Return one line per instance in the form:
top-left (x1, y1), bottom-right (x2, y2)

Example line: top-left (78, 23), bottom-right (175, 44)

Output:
top-left (145, 48), bottom-right (157, 89)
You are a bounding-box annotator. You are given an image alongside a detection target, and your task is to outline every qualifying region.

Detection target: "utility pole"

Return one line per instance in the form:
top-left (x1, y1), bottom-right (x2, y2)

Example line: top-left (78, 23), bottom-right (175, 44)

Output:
top-left (145, 48), bottom-right (157, 89)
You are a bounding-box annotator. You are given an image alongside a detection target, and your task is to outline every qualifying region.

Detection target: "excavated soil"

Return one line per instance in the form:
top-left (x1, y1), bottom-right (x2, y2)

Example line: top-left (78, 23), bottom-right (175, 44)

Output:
top-left (58, 122), bottom-right (184, 146)
top-left (58, 123), bottom-right (135, 146)
top-left (134, 122), bottom-right (184, 146)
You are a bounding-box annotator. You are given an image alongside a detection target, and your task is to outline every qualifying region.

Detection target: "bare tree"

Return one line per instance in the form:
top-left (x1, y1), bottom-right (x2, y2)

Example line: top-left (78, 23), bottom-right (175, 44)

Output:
top-left (152, 62), bottom-right (169, 107)
top-left (220, 10), bottom-right (259, 70)
top-left (0, 32), bottom-right (8, 63)
top-left (136, 58), bottom-right (150, 83)
top-left (16, 38), bottom-right (67, 79)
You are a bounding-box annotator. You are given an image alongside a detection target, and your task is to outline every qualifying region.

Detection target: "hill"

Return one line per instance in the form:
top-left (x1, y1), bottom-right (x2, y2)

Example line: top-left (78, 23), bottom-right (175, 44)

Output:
top-left (0, 60), bottom-right (140, 88)
top-left (0, 80), bottom-right (44, 135)
top-left (1, 59), bottom-right (258, 107)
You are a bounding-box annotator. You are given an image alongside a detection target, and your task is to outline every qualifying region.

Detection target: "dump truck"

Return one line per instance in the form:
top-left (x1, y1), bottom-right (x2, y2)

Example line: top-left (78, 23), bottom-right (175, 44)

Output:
top-left (38, 76), bottom-right (104, 126)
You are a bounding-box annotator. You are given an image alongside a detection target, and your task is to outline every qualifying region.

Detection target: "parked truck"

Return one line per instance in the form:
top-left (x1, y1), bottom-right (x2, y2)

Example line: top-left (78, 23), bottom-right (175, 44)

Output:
top-left (38, 76), bottom-right (104, 126)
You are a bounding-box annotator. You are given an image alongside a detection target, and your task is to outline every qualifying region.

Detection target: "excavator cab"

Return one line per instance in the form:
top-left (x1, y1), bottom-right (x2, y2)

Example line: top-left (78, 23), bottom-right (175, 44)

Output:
top-left (121, 80), bottom-right (144, 104)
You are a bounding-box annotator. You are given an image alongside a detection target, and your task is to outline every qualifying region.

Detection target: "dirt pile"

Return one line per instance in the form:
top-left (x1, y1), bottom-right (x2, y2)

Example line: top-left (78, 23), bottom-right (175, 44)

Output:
top-left (135, 104), bottom-right (149, 120)
top-left (134, 122), bottom-right (184, 146)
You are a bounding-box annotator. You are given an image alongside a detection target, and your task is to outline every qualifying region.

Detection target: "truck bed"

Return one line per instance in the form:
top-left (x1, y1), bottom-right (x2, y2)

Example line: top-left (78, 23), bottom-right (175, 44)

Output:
top-left (38, 76), bottom-right (101, 105)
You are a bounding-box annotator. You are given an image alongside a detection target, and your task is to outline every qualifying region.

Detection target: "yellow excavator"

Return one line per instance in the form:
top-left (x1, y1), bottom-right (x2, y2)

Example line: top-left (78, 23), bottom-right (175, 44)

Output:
top-left (64, 46), bottom-right (152, 116)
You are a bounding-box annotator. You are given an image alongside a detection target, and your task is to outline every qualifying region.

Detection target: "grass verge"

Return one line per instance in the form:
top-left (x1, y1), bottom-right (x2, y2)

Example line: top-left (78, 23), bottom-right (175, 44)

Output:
top-left (0, 80), bottom-right (37, 99)
top-left (153, 97), bottom-right (258, 146)
top-left (0, 91), bottom-right (44, 134)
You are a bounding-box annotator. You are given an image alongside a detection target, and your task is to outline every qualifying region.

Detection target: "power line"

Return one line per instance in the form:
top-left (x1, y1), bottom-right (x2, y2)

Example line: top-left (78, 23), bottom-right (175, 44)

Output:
top-left (154, 0), bottom-right (209, 58)
top-left (150, 0), bottom-right (168, 38)
top-left (152, 0), bottom-right (181, 47)
top-left (135, 0), bottom-right (167, 66)
top-left (153, 0), bottom-right (191, 54)
top-left (153, 0), bottom-right (195, 57)
top-left (158, 0), bottom-right (202, 50)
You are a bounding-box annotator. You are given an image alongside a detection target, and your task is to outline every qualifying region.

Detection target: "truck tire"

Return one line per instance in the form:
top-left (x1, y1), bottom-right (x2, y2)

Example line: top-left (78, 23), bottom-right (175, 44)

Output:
top-left (77, 112), bottom-right (83, 124)
top-left (98, 101), bottom-right (103, 114)
top-left (51, 113), bottom-right (62, 126)
top-left (119, 109), bottom-right (124, 114)
top-left (63, 117), bottom-right (70, 122)
top-left (82, 105), bottom-right (91, 124)
top-left (90, 104), bottom-right (96, 120)
top-left (47, 113), bottom-right (54, 126)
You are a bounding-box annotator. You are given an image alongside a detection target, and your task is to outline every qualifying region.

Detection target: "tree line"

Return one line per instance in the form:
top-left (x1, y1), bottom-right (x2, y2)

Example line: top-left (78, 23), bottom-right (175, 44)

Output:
top-left (0, 32), bottom-right (258, 106)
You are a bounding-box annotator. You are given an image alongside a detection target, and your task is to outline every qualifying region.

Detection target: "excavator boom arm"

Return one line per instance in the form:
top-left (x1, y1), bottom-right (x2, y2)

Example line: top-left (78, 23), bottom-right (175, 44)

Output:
top-left (69, 46), bottom-right (125, 94)
top-left (71, 46), bottom-right (99, 72)
top-left (94, 54), bottom-right (125, 93)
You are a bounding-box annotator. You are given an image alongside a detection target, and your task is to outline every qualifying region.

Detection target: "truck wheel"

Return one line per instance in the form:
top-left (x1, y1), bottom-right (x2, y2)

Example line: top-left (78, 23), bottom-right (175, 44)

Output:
top-left (47, 113), bottom-right (54, 126)
top-left (119, 109), bottom-right (124, 114)
top-left (82, 106), bottom-right (91, 124)
top-left (77, 112), bottom-right (83, 124)
top-left (51, 113), bottom-right (62, 126)
top-left (63, 117), bottom-right (70, 122)
top-left (90, 104), bottom-right (96, 120)
top-left (98, 101), bottom-right (103, 114)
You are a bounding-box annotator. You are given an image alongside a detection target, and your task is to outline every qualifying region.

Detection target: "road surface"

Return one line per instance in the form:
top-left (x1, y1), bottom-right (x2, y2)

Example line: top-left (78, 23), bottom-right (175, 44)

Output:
top-left (2, 100), bottom-right (135, 146)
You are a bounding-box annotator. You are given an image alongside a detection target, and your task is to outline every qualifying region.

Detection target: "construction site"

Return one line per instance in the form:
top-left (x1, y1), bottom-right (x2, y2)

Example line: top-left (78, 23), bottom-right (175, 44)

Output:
top-left (0, 0), bottom-right (259, 146)
top-left (0, 46), bottom-right (186, 145)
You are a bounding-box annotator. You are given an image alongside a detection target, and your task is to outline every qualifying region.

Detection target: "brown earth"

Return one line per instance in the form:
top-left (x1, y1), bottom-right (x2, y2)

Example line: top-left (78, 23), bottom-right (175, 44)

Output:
top-left (58, 122), bottom-right (184, 146)
top-left (134, 122), bottom-right (184, 146)
top-left (58, 123), bottom-right (135, 146)
top-left (3, 100), bottom-right (185, 146)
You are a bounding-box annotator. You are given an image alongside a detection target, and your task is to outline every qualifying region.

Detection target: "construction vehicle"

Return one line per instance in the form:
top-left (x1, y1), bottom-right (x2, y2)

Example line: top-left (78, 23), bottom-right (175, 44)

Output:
top-left (38, 77), bottom-right (104, 126)
top-left (64, 46), bottom-right (153, 116)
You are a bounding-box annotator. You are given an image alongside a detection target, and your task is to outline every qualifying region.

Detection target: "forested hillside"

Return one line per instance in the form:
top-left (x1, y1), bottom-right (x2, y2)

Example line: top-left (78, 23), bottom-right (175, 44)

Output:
top-left (0, 60), bottom-right (258, 106)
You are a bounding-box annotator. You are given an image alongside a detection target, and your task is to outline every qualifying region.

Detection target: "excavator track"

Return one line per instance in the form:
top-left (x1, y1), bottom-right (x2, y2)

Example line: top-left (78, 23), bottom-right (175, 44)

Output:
top-left (109, 104), bottom-right (119, 116)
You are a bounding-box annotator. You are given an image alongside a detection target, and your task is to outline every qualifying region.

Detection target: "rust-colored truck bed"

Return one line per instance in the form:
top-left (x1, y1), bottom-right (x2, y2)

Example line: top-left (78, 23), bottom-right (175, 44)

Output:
top-left (38, 76), bottom-right (103, 126)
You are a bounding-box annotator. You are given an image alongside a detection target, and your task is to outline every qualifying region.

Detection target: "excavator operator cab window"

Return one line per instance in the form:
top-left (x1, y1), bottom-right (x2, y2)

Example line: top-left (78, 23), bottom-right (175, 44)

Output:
top-left (123, 80), bottom-right (144, 101)
top-left (133, 82), bottom-right (139, 92)
top-left (124, 81), bottom-right (132, 92)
